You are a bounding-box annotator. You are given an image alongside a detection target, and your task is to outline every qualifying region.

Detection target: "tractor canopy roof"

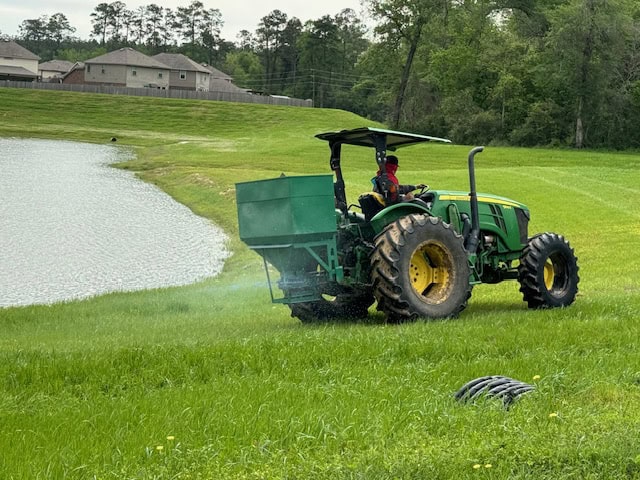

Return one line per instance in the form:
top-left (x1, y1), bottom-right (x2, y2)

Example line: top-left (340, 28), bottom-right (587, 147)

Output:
top-left (315, 127), bottom-right (451, 151)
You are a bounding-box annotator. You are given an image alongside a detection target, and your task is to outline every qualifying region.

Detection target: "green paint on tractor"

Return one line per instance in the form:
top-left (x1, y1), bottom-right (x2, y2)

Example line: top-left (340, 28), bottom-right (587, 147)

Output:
top-left (236, 127), bottom-right (579, 323)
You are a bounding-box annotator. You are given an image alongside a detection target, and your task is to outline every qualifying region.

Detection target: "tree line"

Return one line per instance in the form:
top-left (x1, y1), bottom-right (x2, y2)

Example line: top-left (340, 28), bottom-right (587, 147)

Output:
top-left (4, 0), bottom-right (640, 149)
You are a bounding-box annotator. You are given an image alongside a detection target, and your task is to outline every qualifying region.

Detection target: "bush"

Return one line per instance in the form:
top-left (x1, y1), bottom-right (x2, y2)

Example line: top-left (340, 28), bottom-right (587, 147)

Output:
top-left (510, 101), bottom-right (565, 146)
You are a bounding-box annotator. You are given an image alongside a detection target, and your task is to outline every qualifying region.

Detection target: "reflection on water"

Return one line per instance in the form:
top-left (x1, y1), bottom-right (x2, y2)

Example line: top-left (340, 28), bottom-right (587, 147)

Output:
top-left (0, 138), bottom-right (229, 307)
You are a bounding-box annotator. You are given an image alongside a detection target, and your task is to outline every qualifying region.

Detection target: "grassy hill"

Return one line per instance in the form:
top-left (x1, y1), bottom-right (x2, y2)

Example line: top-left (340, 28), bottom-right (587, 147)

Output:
top-left (1, 88), bottom-right (640, 479)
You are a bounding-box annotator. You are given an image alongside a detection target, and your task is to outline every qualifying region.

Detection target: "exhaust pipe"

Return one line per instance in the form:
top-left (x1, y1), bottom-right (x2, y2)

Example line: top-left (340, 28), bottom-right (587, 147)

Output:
top-left (466, 146), bottom-right (484, 253)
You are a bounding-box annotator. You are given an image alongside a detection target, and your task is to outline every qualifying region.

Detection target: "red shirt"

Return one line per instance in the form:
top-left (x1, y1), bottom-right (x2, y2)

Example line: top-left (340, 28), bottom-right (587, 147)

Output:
top-left (374, 163), bottom-right (416, 200)
top-left (376, 163), bottom-right (399, 185)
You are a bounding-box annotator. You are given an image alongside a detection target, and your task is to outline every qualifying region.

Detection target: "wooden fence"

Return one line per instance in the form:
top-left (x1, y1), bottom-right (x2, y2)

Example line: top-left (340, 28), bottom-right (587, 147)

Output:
top-left (0, 80), bottom-right (313, 107)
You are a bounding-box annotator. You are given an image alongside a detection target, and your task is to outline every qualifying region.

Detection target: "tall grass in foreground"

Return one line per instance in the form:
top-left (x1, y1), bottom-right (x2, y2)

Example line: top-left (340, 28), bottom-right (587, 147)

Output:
top-left (1, 89), bottom-right (640, 479)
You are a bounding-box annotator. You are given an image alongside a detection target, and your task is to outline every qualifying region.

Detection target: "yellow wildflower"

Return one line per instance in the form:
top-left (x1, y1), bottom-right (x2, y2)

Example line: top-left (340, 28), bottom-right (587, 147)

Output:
top-left (473, 464), bottom-right (482, 469)
top-left (167, 436), bottom-right (175, 441)
top-left (549, 412), bottom-right (558, 418)
top-left (485, 464), bottom-right (493, 469)
top-left (156, 445), bottom-right (164, 451)
top-left (533, 375), bottom-right (541, 381)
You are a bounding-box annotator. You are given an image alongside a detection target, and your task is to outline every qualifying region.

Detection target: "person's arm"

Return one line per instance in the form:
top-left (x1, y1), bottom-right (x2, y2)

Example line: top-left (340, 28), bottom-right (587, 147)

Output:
top-left (399, 183), bottom-right (428, 194)
top-left (398, 184), bottom-right (416, 194)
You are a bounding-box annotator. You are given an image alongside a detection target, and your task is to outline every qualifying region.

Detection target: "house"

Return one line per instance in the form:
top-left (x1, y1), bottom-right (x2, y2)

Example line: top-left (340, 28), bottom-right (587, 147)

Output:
top-left (201, 64), bottom-right (248, 94)
top-left (84, 47), bottom-right (170, 89)
top-left (152, 53), bottom-right (210, 92)
top-left (0, 40), bottom-right (39, 81)
top-left (39, 59), bottom-right (74, 82)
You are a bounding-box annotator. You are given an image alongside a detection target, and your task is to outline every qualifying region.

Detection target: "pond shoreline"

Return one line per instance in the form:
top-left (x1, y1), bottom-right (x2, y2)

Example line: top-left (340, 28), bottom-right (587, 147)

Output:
top-left (0, 138), bottom-right (229, 308)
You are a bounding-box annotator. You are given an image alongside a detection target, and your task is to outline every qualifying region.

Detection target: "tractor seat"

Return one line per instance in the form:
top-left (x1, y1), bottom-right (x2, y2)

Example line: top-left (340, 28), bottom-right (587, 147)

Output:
top-left (358, 192), bottom-right (386, 221)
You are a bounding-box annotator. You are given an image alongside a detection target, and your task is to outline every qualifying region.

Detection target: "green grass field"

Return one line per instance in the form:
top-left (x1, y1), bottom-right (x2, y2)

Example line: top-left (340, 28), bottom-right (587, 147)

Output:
top-left (1, 88), bottom-right (640, 479)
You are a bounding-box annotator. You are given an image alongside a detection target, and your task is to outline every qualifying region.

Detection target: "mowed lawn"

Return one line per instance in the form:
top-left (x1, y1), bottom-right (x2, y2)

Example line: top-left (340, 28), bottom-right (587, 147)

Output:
top-left (1, 88), bottom-right (639, 479)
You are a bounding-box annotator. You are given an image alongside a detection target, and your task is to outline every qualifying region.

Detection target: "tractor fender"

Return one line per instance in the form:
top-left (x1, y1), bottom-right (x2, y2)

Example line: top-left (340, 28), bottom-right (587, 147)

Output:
top-left (370, 201), bottom-right (431, 234)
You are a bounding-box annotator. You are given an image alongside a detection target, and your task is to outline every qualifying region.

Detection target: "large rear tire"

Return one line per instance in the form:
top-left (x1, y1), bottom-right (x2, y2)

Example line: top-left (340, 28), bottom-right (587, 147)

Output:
top-left (370, 214), bottom-right (472, 321)
top-left (288, 292), bottom-right (374, 323)
top-left (518, 232), bottom-right (579, 308)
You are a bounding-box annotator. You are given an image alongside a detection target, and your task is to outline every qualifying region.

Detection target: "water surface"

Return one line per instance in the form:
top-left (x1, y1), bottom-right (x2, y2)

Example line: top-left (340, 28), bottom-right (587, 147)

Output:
top-left (0, 138), bottom-right (228, 307)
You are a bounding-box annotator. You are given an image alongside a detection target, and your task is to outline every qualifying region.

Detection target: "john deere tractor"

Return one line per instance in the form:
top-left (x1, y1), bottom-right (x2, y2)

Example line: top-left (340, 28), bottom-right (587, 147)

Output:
top-left (236, 127), bottom-right (579, 322)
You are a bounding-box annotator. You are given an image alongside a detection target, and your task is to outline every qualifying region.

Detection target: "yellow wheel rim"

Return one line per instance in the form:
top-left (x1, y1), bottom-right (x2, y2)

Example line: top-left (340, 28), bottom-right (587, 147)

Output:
top-left (410, 242), bottom-right (452, 304)
top-left (544, 259), bottom-right (555, 290)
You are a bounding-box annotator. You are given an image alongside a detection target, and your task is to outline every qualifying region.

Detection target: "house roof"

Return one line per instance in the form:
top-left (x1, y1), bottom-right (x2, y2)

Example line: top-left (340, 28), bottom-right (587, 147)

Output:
top-left (152, 53), bottom-right (210, 74)
top-left (0, 65), bottom-right (39, 78)
top-left (209, 77), bottom-right (248, 94)
top-left (201, 64), bottom-right (232, 81)
top-left (39, 60), bottom-right (74, 73)
top-left (0, 40), bottom-right (40, 60)
top-left (85, 48), bottom-right (169, 69)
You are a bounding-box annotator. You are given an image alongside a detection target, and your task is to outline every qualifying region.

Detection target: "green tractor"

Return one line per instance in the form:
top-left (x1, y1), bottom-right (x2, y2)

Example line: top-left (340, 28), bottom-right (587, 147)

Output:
top-left (236, 127), bottom-right (579, 322)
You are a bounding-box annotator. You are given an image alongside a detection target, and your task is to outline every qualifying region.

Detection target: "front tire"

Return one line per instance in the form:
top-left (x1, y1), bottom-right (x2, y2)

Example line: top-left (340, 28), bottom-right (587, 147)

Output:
top-left (370, 215), bottom-right (472, 321)
top-left (518, 232), bottom-right (579, 308)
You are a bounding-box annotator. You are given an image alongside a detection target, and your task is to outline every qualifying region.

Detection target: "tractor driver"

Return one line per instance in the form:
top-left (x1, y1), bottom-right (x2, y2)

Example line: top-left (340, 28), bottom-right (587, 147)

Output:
top-left (373, 155), bottom-right (425, 202)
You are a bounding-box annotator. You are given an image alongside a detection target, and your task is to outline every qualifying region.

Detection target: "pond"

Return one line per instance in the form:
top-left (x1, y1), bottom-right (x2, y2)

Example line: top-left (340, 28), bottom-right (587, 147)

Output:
top-left (0, 138), bottom-right (229, 308)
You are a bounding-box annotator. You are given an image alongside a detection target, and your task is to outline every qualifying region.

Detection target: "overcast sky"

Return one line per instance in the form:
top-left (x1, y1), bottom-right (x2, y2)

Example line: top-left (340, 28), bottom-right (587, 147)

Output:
top-left (0, 0), bottom-right (368, 43)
